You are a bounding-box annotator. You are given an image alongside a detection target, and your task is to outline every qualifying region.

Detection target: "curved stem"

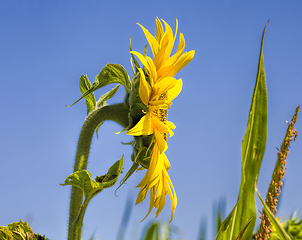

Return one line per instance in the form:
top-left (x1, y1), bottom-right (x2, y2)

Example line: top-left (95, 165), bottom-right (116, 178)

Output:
top-left (68, 103), bottom-right (129, 240)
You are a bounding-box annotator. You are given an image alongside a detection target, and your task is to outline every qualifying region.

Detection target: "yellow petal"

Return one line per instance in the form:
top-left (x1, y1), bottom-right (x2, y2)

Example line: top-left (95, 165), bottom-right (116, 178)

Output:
top-left (160, 33), bottom-right (185, 69)
top-left (137, 144), bottom-right (159, 188)
top-left (152, 77), bottom-right (177, 99)
top-left (154, 129), bottom-right (168, 153)
top-left (146, 156), bottom-right (162, 185)
top-left (126, 112), bottom-right (153, 136)
top-left (146, 56), bottom-right (157, 86)
top-left (155, 184), bottom-right (166, 218)
top-left (175, 32), bottom-right (185, 56)
top-left (130, 51), bottom-right (150, 73)
top-left (156, 17), bottom-right (164, 44)
top-left (166, 121), bottom-right (176, 137)
top-left (137, 23), bottom-right (158, 57)
top-left (157, 50), bottom-right (195, 79)
top-left (135, 186), bottom-right (147, 204)
top-left (163, 154), bottom-right (170, 170)
top-left (149, 100), bottom-right (171, 109)
top-left (138, 68), bottom-right (151, 106)
top-left (152, 116), bottom-right (170, 134)
top-left (156, 64), bottom-right (173, 80)
top-left (140, 187), bottom-right (156, 221)
top-left (173, 18), bottom-right (178, 40)
top-left (167, 78), bottom-right (182, 102)
top-left (155, 172), bottom-right (164, 197)
top-left (163, 171), bottom-right (177, 222)
top-left (166, 121), bottom-right (176, 130)
top-left (162, 19), bottom-right (174, 40)
top-left (153, 39), bottom-right (169, 71)
top-left (166, 50), bottom-right (195, 78)
top-left (162, 20), bottom-right (175, 61)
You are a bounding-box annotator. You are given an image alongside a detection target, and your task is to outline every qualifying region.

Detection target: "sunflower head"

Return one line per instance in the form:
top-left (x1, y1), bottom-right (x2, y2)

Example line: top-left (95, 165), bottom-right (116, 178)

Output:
top-left (120, 17), bottom-right (194, 223)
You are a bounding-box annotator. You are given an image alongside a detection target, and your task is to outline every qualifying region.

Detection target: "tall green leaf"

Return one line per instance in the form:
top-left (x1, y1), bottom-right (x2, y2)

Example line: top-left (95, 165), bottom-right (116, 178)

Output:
top-left (68, 64), bottom-right (130, 107)
top-left (215, 21), bottom-right (268, 240)
top-left (235, 217), bottom-right (254, 240)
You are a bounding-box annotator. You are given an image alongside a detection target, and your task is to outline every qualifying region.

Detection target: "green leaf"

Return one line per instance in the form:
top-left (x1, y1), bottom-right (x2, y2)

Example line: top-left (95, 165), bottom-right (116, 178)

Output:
top-left (95, 63), bottom-right (130, 93)
top-left (215, 21), bottom-right (268, 240)
top-left (62, 156), bottom-right (123, 239)
top-left (115, 162), bottom-right (139, 195)
top-left (79, 75), bottom-right (96, 115)
top-left (61, 154), bottom-right (123, 199)
top-left (235, 217), bottom-right (254, 240)
top-left (68, 64), bottom-right (130, 107)
top-left (94, 84), bottom-right (121, 139)
top-left (256, 187), bottom-right (292, 240)
top-left (96, 84), bottom-right (120, 107)
top-left (215, 202), bottom-right (238, 240)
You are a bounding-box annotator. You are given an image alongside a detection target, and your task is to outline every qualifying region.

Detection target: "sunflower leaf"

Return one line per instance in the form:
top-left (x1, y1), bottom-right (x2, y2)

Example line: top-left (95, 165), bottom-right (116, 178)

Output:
top-left (79, 75), bottom-right (96, 115)
top-left (93, 84), bottom-right (121, 139)
top-left (68, 64), bottom-right (130, 107)
top-left (96, 84), bottom-right (120, 107)
top-left (115, 162), bottom-right (139, 196)
top-left (61, 154), bottom-right (123, 199)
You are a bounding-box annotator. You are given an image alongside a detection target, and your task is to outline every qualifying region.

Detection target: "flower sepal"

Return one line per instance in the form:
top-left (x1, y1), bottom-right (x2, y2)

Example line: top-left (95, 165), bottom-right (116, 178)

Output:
top-left (130, 103), bottom-right (148, 124)
top-left (120, 72), bottom-right (149, 132)
top-left (115, 135), bottom-right (155, 194)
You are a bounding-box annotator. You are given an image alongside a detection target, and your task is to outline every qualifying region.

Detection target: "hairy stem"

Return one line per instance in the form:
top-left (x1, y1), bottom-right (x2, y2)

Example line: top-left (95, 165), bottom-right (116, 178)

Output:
top-left (72, 197), bottom-right (91, 240)
top-left (68, 103), bottom-right (129, 240)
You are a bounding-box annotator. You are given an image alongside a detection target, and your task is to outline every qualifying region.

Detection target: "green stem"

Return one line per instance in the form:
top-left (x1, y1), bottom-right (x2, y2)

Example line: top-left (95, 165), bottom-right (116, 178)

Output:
top-left (68, 103), bottom-right (129, 240)
top-left (72, 197), bottom-right (91, 240)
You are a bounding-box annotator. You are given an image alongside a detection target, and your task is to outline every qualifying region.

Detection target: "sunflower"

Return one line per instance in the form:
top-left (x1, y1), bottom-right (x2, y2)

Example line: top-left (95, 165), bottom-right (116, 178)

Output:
top-left (127, 18), bottom-right (194, 222)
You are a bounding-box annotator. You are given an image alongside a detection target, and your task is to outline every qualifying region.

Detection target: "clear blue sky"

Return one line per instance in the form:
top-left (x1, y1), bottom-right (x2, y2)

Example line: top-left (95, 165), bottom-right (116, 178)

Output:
top-left (1, 1), bottom-right (301, 239)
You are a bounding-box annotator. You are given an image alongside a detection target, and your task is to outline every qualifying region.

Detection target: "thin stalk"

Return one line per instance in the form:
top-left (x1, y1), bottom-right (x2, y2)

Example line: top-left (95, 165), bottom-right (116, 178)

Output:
top-left (257, 105), bottom-right (299, 240)
top-left (68, 103), bottom-right (129, 240)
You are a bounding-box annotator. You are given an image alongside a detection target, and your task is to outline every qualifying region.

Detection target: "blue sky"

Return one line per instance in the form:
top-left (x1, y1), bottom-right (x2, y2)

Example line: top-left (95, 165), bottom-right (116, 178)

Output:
top-left (1, 1), bottom-right (302, 239)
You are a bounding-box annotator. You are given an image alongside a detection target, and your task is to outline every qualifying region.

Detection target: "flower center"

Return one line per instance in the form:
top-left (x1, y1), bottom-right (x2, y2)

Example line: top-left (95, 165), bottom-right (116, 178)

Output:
top-left (157, 92), bottom-right (168, 141)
